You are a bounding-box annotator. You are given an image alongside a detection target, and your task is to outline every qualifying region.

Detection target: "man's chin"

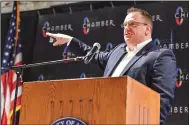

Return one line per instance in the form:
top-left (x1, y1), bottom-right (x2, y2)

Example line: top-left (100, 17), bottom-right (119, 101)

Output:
top-left (124, 38), bottom-right (132, 43)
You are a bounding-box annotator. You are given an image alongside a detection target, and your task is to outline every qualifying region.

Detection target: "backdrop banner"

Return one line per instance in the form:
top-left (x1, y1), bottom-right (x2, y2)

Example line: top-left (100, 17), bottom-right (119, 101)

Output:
top-left (19, 2), bottom-right (189, 125)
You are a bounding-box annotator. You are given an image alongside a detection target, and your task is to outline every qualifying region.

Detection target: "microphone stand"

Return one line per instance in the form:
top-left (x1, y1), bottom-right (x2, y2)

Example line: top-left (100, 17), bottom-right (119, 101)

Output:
top-left (1, 56), bottom-right (85, 125)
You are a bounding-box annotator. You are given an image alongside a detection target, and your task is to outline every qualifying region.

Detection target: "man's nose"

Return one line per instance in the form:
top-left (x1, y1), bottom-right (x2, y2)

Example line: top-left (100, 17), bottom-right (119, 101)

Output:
top-left (124, 26), bottom-right (131, 33)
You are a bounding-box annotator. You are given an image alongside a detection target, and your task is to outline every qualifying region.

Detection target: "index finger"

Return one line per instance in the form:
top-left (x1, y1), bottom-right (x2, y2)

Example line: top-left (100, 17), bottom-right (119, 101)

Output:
top-left (46, 32), bottom-right (57, 38)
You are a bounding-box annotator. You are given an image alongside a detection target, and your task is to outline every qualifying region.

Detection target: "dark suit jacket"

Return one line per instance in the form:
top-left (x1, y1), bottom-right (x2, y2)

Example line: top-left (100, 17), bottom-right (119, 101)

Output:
top-left (69, 38), bottom-right (177, 125)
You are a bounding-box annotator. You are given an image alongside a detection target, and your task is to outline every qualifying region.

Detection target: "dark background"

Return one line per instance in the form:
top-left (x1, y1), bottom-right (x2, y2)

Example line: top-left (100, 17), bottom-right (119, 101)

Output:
top-left (1, 1), bottom-right (188, 125)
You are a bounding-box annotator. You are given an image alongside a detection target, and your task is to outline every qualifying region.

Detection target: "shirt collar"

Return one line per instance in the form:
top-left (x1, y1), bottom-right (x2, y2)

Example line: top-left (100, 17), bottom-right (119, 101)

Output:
top-left (126, 38), bottom-right (152, 53)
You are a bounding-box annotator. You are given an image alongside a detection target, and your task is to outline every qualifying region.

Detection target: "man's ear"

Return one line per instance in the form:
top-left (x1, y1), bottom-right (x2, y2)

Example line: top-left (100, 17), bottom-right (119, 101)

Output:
top-left (146, 24), bottom-right (152, 35)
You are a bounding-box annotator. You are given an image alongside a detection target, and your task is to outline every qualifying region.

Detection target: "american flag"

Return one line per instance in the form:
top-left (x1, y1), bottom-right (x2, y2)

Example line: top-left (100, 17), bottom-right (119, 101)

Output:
top-left (1, 1), bottom-right (22, 125)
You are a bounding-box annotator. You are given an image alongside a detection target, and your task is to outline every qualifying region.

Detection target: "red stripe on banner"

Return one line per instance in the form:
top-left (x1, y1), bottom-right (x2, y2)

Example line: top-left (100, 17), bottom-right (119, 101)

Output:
top-left (1, 110), bottom-right (7, 125)
top-left (1, 74), bottom-right (7, 99)
top-left (10, 96), bottom-right (22, 111)
top-left (1, 74), bottom-right (8, 125)
top-left (15, 61), bottom-right (22, 66)
top-left (8, 70), bottom-right (14, 95)
top-left (10, 78), bottom-right (22, 93)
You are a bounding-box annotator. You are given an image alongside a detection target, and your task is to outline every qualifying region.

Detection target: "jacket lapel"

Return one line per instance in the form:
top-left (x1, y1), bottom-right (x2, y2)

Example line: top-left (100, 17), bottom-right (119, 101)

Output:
top-left (119, 41), bottom-right (154, 76)
top-left (104, 44), bottom-right (127, 77)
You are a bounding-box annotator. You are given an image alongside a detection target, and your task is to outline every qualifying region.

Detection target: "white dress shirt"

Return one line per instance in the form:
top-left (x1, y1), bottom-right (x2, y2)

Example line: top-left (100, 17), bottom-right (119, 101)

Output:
top-left (111, 38), bottom-right (152, 77)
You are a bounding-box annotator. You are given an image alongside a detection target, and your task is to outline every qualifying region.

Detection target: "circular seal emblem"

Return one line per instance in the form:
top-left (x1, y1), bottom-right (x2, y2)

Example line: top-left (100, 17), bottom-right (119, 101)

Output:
top-left (51, 117), bottom-right (87, 125)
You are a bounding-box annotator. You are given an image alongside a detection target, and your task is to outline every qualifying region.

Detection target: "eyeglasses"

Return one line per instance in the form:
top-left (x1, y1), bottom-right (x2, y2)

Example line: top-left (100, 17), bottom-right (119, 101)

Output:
top-left (122, 21), bottom-right (148, 28)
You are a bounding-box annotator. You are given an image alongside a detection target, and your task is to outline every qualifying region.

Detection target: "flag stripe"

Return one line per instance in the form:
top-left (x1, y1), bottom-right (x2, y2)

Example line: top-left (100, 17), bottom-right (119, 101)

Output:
top-left (8, 105), bottom-right (21, 125)
top-left (14, 52), bottom-right (22, 65)
top-left (11, 86), bottom-right (22, 101)
top-left (1, 1), bottom-right (22, 125)
top-left (1, 80), bottom-right (5, 118)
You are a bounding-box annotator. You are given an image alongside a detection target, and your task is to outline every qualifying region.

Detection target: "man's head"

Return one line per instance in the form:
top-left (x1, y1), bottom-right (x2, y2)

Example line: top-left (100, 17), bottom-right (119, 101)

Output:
top-left (123, 7), bottom-right (153, 46)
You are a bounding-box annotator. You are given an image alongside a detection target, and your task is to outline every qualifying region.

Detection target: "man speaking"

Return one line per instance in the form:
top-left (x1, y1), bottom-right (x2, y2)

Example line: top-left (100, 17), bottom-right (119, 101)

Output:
top-left (46, 7), bottom-right (177, 125)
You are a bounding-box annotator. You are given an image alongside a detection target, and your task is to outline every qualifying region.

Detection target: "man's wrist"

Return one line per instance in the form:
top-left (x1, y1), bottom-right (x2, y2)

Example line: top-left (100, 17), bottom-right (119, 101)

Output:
top-left (67, 37), bottom-right (73, 46)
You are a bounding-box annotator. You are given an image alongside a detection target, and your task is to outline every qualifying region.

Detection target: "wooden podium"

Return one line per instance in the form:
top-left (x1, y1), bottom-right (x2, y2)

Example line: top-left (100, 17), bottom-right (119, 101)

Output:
top-left (19, 76), bottom-right (160, 124)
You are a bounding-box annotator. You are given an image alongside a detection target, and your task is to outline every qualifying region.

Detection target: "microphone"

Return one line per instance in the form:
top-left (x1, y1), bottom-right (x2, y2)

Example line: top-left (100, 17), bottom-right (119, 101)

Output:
top-left (84, 43), bottom-right (101, 64)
